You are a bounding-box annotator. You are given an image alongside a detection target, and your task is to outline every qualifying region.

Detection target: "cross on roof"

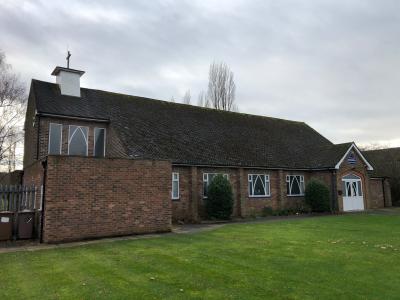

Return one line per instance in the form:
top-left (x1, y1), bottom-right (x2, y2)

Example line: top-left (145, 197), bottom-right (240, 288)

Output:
top-left (66, 51), bottom-right (71, 68)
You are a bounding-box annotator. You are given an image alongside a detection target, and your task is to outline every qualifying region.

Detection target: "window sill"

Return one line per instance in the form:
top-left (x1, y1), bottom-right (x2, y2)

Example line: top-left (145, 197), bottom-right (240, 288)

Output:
top-left (172, 198), bottom-right (180, 201)
top-left (287, 194), bottom-right (305, 197)
top-left (249, 195), bottom-right (271, 198)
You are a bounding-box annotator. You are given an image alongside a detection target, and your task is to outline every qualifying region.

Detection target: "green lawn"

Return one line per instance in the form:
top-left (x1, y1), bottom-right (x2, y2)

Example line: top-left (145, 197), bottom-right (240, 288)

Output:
top-left (1, 212), bottom-right (400, 299)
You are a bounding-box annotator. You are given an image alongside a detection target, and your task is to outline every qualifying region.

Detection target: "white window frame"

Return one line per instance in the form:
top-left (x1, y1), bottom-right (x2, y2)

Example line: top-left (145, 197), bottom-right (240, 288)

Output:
top-left (342, 174), bottom-right (363, 197)
top-left (203, 173), bottom-right (229, 198)
top-left (68, 125), bottom-right (89, 156)
top-left (248, 174), bottom-right (271, 197)
top-left (93, 127), bottom-right (106, 157)
top-left (48, 123), bottom-right (62, 155)
top-left (286, 175), bottom-right (305, 196)
top-left (172, 172), bottom-right (180, 200)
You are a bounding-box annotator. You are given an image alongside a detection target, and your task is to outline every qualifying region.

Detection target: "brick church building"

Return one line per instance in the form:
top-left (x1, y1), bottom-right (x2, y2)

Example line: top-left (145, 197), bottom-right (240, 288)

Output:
top-left (21, 66), bottom-right (392, 243)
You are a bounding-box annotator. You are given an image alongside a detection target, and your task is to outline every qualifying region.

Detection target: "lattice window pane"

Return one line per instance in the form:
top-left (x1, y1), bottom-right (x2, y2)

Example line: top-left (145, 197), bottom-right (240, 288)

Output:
top-left (69, 126), bottom-right (88, 156)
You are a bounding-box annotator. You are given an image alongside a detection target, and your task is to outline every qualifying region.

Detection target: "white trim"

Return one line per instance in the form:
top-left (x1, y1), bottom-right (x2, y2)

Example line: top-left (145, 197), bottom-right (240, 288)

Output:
top-left (68, 125), bottom-right (89, 156)
top-left (335, 143), bottom-right (374, 171)
top-left (37, 112), bottom-right (109, 123)
top-left (94, 127), bottom-right (106, 157)
top-left (286, 175), bottom-right (305, 196)
top-left (248, 174), bottom-right (271, 197)
top-left (172, 172), bottom-right (180, 200)
top-left (48, 123), bottom-right (62, 155)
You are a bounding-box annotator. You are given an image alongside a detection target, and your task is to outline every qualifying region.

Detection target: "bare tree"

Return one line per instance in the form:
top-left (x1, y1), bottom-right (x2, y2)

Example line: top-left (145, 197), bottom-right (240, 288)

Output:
top-left (0, 51), bottom-right (26, 171)
top-left (182, 89), bottom-right (191, 104)
top-left (207, 61), bottom-right (237, 111)
top-left (197, 90), bottom-right (210, 108)
top-left (359, 143), bottom-right (390, 151)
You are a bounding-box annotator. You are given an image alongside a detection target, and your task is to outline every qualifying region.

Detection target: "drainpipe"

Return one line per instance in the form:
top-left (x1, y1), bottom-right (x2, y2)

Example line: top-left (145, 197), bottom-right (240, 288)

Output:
top-left (331, 170), bottom-right (338, 212)
top-left (39, 159), bottom-right (48, 243)
top-left (36, 115), bottom-right (41, 160)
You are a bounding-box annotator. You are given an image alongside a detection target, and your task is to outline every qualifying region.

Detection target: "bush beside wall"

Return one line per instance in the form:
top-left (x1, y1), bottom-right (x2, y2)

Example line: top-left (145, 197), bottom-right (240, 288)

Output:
top-left (305, 179), bottom-right (331, 212)
top-left (205, 174), bottom-right (234, 220)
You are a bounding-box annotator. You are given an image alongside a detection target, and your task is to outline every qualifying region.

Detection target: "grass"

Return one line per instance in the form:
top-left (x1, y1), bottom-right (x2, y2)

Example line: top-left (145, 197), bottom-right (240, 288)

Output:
top-left (0, 212), bottom-right (400, 299)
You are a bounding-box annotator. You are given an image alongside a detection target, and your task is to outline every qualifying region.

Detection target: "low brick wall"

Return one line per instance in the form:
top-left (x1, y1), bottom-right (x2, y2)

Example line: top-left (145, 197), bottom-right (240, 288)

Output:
top-left (369, 178), bottom-right (392, 208)
top-left (42, 156), bottom-right (172, 243)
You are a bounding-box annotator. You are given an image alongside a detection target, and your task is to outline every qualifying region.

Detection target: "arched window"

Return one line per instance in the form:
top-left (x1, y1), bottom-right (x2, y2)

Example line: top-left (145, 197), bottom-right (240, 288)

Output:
top-left (286, 175), bottom-right (305, 196)
top-left (342, 174), bottom-right (362, 197)
top-left (342, 174), bottom-right (361, 180)
top-left (248, 174), bottom-right (270, 197)
top-left (68, 125), bottom-right (88, 156)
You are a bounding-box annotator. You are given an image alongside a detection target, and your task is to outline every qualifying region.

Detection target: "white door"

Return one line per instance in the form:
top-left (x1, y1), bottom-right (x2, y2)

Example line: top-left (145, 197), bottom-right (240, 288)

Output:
top-left (342, 174), bottom-right (364, 211)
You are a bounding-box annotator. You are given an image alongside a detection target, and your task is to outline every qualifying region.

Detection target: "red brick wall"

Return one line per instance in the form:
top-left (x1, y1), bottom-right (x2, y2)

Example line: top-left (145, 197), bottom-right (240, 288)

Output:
top-left (369, 179), bottom-right (385, 209)
top-left (171, 166), bottom-right (335, 221)
top-left (384, 179), bottom-right (392, 207)
top-left (171, 167), bottom-right (192, 222)
top-left (23, 89), bottom-right (39, 168)
top-left (42, 156), bottom-right (171, 243)
top-left (23, 160), bottom-right (45, 209)
top-left (240, 169), bottom-right (278, 217)
top-left (241, 169), bottom-right (332, 216)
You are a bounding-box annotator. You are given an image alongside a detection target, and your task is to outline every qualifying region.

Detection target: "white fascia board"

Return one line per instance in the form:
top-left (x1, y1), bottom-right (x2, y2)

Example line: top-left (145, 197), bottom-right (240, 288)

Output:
top-left (334, 143), bottom-right (374, 171)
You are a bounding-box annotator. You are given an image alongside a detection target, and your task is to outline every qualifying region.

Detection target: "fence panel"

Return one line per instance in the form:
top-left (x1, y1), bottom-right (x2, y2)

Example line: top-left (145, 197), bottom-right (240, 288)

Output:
top-left (0, 185), bottom-right (36, 212)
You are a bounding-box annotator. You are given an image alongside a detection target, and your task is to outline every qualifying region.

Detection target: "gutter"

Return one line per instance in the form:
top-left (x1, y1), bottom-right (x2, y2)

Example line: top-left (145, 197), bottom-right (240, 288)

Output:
top-left (36, 112), bottom-right (110, 123)
top-left (172, 163), bottom-right (336, 172)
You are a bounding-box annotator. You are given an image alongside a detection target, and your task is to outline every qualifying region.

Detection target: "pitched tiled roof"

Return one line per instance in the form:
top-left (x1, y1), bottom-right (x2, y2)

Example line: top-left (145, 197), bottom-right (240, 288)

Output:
top-left (31, 79), bottom-right (353, 169)
top-left (363, 148), bottom-right (400, 178)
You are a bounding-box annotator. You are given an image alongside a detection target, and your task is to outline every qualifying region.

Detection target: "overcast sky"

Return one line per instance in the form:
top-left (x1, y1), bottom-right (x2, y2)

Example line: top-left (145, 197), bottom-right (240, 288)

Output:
top-left (1, 0), bottom-right (399, 147)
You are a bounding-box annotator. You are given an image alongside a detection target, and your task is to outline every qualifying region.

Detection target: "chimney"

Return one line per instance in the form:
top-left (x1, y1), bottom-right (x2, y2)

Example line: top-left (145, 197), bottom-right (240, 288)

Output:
top-left (51, 66), bottom-right (85, 97)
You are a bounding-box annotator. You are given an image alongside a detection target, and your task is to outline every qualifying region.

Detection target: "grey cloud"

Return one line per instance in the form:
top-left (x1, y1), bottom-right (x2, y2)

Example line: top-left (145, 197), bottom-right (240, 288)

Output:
top-left (0, 0), bottom-right (399, 146)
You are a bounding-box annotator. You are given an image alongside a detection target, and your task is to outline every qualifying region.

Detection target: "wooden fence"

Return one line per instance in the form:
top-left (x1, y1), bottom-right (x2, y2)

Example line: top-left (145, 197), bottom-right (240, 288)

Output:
top-left (0, 185), bottom-right (37, 212)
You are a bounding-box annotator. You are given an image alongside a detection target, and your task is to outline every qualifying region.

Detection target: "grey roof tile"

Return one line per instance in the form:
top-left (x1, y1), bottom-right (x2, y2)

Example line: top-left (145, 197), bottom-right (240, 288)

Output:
top-left (363, 148), bottom-right (400, 177)
top-left (32, 79), bottom-right (352, 169)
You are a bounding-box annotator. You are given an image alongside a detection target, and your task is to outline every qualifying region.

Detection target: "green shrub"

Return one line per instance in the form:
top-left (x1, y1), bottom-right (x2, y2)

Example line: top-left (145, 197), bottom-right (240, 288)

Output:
top-left (305, 179), bottom-right (331, 212)
top-left (247, 207), bottom-right (258, 218)
top-left (205, 174), bottom-right (234, 220)
top-left (262, 206), bottom-right (274, 216)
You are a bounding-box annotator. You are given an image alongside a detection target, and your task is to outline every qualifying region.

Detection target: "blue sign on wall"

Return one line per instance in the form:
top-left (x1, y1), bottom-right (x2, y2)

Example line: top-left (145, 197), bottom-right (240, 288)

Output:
top-left (347, 151), bottom-right (357, 165)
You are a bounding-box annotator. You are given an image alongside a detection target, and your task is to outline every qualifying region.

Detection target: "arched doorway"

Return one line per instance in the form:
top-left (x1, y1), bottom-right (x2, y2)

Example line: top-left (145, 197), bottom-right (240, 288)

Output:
top-left (342, 174), bottom-right (364, 211)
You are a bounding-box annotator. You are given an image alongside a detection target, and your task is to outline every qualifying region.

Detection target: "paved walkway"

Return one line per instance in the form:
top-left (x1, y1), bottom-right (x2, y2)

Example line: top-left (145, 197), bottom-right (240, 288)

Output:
top-left (0, 208), bottom-right (398, 254)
